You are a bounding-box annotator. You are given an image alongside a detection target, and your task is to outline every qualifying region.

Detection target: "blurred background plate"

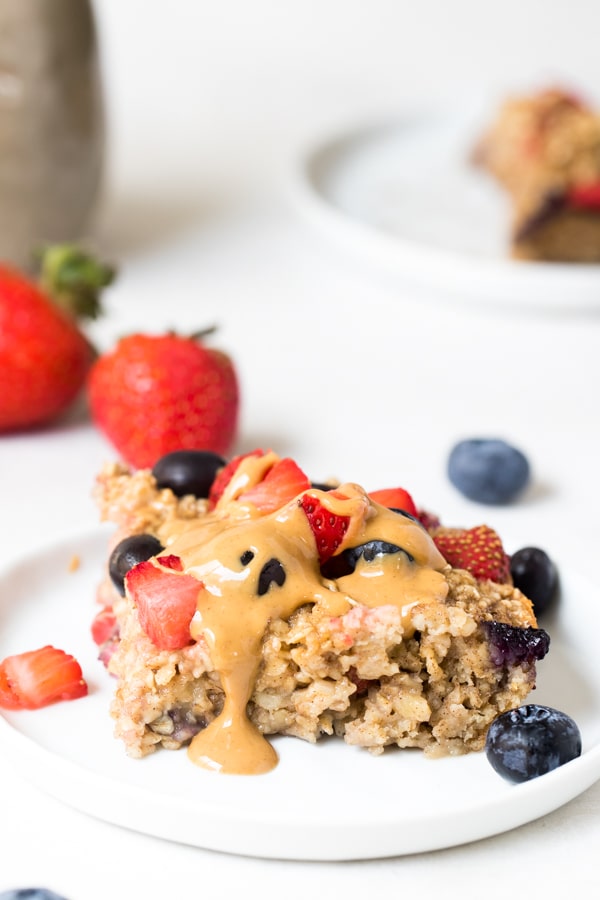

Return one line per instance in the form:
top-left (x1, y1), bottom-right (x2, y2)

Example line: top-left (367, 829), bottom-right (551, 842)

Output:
top-left (291, 100), bottom-right (600, 311)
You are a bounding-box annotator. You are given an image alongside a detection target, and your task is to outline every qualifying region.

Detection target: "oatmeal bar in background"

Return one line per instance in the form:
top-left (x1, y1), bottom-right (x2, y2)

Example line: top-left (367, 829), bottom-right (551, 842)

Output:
top-left (474, 87), bottom-right (600, 262)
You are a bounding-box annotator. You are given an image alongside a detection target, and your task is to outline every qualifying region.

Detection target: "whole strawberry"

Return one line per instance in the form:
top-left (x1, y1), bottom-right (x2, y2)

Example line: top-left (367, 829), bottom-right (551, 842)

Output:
top-left (0, 245), bottom-right (113, 431)
top-left (88, 330), bottom-right (239, 469)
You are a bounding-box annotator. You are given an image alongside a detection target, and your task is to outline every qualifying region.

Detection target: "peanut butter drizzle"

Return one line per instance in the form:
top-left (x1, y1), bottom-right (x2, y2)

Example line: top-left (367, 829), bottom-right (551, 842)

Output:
top-left (164, 480), bottom-right (448, 776)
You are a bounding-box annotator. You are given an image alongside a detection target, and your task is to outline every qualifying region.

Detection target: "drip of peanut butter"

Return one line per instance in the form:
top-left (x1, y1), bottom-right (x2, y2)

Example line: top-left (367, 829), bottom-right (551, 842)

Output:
top-left (162, 476), bottom-right (448, 776)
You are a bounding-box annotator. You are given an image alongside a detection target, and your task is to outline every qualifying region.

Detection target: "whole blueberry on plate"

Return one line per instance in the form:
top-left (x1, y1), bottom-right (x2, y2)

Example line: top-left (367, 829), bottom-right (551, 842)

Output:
top-left (510, 547), bottom-right (558, 616)
top-left (447, 438), bottom-right (530, 504)
top-left (0, 891), bottom-right (69, 900)
top-left (485, 705), bottom-right (581, 783)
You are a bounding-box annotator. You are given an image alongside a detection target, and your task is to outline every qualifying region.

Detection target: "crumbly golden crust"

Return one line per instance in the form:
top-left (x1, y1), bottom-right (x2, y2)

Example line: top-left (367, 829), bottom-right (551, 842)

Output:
top-left (94, 463), bottom-right (541, 761)
top-left (476, 89), bottom-right (600, 188)
top-left (512, 209), bottom-right (600, 261)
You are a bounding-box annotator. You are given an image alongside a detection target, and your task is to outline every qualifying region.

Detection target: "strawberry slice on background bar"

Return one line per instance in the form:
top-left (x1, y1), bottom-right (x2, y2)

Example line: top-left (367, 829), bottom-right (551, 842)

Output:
top-left (567, 182), bottom-right (600, 210)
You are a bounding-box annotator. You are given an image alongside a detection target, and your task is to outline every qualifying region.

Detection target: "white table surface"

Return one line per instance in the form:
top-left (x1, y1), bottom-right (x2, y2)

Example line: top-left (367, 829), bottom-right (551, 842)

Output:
top-left (1, 0), bottom-right (600, 896)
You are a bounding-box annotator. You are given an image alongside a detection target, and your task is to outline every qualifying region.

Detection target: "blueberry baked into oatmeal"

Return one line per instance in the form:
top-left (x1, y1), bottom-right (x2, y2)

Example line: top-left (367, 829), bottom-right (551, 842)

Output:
top-left (474, 86), bottom-right (600, 261)
top-left (92, 449), bottom-right (549, 775)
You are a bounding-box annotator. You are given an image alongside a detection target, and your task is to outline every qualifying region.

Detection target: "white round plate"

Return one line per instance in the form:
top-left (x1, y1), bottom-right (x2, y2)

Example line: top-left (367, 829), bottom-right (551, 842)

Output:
top-left (290, 100), bottom-right (600, 310)
top-left (0, 528), bottom-right (599, 860)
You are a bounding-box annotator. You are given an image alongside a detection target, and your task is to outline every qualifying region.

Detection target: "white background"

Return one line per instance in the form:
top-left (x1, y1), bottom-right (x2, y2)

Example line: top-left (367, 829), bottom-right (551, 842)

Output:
top-left (1, 1), bottom-right (600, 897)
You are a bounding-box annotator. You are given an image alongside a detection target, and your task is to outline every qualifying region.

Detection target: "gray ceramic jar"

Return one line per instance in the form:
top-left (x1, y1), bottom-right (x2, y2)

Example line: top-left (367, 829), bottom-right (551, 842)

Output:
top-left (0, 0), bottom-right (104, 269)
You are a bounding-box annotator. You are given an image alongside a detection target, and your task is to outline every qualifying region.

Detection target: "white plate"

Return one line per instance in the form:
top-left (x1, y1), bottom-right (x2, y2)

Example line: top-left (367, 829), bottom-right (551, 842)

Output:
top-left (290, 100), bottom-right (600, 310)
top-left (0, 528), bottom-right (599, 860)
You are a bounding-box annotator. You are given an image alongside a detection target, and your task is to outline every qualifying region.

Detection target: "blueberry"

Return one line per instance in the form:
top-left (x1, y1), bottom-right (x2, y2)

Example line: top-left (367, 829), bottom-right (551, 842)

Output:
top-left (108, 533), bottom-right (164, 596)
top-left (152, 450), bottom-right (226, 498)
top-left (0, 891), bottom-right (70, 900)
top-left (321, 540), bottom-right (408, 579)
top-left (447, 438), bottom-right (530, 504)
top-left (310, 481), bottom-right (334, 491)
top-left (482, 621), bottom-right (550, 668)
top-left (510, 547), bottom-right (558, 616)
top-left (168, 708), bottom-right (207, 743)
top-left (389, 508), bottom-right (423, 526)
top-left (347, 540), bottom-right (409, 565)
top-left (485, 705), bottom-right (581, 783)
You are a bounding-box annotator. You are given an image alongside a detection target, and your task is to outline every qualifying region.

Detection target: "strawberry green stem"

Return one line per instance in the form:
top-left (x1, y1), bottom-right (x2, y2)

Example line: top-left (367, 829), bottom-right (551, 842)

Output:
top-left (190, 326), bottom-right (218, 341)
top-left (39, 244), bottom-right (115, 321)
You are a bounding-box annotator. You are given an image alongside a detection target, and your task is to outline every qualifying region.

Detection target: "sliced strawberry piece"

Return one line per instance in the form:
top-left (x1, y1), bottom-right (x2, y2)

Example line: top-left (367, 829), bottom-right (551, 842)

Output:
top-left (156, 554), bottom-right (183, 571)
top-left (208, 449), bottom-right (264, 509)
top-left (239, 457), bottom-right (311, 513)
top-left (299, 492), bottom-right (351, 563)
top-left (208, 450), bottom-right (311, 513)
top-left (0, 646), bottom-right (88, 710)
top-left (567, 182), bottom-right (600, 210)
top-left (0, 665), bottom-right (21, 709)
top-left (125, 557), bottom-right (202, 650)
top-left (433, 525), bottom-right (511, 583)
top-left (368, 487), bottom-right (418, 517)
top-left (91, 608), bottom-right (119, 646)
top-left (417, 508), bottom-right (441, 531)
